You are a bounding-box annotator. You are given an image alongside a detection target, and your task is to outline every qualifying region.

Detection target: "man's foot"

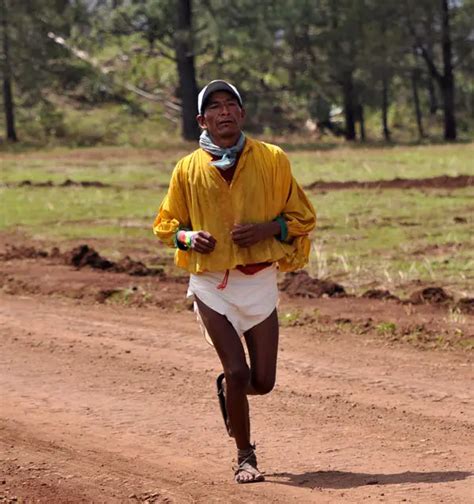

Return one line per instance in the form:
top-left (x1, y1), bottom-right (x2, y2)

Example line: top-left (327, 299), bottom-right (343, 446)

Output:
top-left (216, 373), bottom-right (233, 437)
top-left (234, 446), bottom-right (265, 484)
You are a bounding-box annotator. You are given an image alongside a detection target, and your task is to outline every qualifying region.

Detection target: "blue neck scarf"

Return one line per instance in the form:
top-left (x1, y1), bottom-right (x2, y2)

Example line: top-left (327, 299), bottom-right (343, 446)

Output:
top-left (199, 130), bottom-right (246, 170)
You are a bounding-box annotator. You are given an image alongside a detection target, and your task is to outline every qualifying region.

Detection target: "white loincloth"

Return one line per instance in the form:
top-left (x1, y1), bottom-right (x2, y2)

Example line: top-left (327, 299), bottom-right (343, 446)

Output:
top-left (187, 265), bottom-right (279, 346)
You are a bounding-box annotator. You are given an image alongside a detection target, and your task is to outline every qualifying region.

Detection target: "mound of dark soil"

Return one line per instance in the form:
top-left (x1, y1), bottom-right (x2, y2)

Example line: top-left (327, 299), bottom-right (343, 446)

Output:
top-left (455, 298), bottom-right (474, 315)
top-left (18, 180), bottom-right (53, 187)
top-left (362, 289), bottom-right (399, 301)
top-left (0, 245), bottom-right (49, 261)
top-left (114, 256), bottom-right (163, 276)
top-left (305, 175), bottom-right (473, 192)
top-left (409, 287), bottom-right (453, 305)
top-left (14, 179), bottom-right (110, 188)
top-left (63, 245), bottom-right (163, 277)
top-left (279, 271), bottom-right (346, 298)
top-left (60, 179), bottom-right (108, 188)
top-left (64, 245), bottom-right (114, 270)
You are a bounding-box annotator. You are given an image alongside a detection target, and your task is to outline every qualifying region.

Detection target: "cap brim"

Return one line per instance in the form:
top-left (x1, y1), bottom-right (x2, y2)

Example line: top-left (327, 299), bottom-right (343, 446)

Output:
top-left (198, 81), bottom-right (242, 114)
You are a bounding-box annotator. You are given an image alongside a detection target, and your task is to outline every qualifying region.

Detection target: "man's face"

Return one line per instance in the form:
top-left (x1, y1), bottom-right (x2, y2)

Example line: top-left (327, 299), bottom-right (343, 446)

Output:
top-left (197, 91), bottom-right (245, 146)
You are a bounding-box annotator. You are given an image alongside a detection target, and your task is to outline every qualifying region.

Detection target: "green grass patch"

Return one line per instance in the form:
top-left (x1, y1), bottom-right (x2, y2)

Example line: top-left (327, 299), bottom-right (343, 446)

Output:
top-left (306, 187), bottom-right (473, 294)
top-left (1, 143), bottom-right (473, 295)
top-left (0, 186), bottom-right (166, 242)
top-left (289, 142), bottom-right (474, 186)
top-left (2, 141), bottom-right (473, 187)
top-left (0, 148), bottom-right (182, 186)
top-left (376, 322), bottom-right (397, 336)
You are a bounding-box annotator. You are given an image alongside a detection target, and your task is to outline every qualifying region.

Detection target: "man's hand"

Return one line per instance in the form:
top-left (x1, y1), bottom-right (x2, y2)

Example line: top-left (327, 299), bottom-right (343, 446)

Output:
top-left (231, 221), bottom-right (280, 248)
top-left (191, 231), bottom-right (217, 254)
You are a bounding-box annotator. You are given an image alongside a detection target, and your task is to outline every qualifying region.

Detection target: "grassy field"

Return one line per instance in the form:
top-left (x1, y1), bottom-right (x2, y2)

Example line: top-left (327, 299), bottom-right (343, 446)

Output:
top-left (1, 141), bottom-right (472, 185)
top-left (285, 141), bottom-right (474, 185)
top-left (311, 188), bottom-right (472, 293)
top-left (1, 142), bottom-right (473, 296)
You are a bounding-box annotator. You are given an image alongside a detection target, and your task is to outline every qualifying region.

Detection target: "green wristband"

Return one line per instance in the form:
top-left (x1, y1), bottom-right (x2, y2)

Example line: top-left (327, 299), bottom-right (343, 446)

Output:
top-left (274, 215), bottom-right (288, 242)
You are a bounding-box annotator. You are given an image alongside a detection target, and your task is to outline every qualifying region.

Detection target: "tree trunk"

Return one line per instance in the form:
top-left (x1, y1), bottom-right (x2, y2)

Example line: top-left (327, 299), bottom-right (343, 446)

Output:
top-left (381, 76), bottom-right (391, 142)
top-left (1, 0), bottom-right (18, 142)
top-left (427, 66), bottom-right (438, 115)
top-left (427, 77), bottom-right (438, 115)
top-left (175, 0), bottom-right (199, 141)
top-left (2, 73), bottom-right (16, 142)
top-left (416, 0), bottom-right (457, 141)
top-left (357, 104), bottom-right (365, 142)
top-left (440, 0), bottom-right (456, 140)
top-left (425, 13), bottom-right (438, 115)
top-left (342, 73), bottom-right (356, 141)
top-left (411, 69), bottom-right (425, 140)
top-left (471, 89), bottom-right (474, 119)
top-left (441, 77), bottom-right (456, 141)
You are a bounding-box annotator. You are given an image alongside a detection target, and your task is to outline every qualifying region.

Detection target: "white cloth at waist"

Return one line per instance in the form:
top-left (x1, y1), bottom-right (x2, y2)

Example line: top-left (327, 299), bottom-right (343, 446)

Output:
top-left (187, 265), bottom-right (279, 345)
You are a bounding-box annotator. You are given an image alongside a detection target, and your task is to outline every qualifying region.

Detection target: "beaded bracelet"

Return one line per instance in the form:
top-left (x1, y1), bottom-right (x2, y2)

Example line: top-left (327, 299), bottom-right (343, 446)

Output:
top-left (175, 229), bottom-right (197, 250)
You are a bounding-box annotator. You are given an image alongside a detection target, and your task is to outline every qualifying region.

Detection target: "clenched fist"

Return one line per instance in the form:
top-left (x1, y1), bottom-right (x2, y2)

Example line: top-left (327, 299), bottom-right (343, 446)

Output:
top-left (231, 221), bottom-right (281, 248)
top-left (191, 231), bottom-right (217, 254)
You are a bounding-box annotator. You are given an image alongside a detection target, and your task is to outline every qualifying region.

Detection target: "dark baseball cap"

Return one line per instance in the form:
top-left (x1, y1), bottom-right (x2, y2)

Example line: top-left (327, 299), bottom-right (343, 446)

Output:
top-left (197, 80), bottom-right (243, 114)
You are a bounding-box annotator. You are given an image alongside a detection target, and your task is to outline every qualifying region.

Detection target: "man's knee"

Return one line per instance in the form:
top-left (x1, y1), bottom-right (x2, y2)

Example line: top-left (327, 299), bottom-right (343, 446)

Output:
top-left (225, 366), bottom-right (250, 390)
top-left (252, 376), bottom-right (275, 395)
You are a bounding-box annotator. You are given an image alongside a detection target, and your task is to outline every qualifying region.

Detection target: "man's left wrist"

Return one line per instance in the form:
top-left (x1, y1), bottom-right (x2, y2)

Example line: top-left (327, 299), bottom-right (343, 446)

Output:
top-left (262, 220), bottom-right (281, 240)
top-left (270, 220), bottom-right (281, 237)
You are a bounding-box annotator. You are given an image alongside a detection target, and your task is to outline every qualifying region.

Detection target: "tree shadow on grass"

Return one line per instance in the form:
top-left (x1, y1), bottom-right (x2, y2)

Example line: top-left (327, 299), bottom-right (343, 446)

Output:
top-left (265, 470), bottom-right (473, 489)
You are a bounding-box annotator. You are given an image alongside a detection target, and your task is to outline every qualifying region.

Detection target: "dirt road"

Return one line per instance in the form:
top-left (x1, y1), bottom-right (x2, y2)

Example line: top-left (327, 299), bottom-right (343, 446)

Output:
top-left (1, 286), bottom-right (472, 503)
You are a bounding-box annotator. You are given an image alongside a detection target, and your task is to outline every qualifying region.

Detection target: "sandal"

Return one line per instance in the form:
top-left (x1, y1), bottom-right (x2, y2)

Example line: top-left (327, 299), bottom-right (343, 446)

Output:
top-left (216, 373), bottom-right (233, 437)
top-left (234, 445), bottom-right (265, 484)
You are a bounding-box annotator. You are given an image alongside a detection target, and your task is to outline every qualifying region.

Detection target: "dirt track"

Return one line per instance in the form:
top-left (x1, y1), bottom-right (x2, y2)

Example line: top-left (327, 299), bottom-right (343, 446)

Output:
top-left (1, 265), bottom-right (473, 504)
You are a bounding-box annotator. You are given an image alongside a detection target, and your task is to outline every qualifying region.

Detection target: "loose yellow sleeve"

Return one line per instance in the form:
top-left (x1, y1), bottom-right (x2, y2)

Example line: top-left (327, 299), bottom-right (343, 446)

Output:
top-left (152, 162), bottom-right (190, 247)
top-left (284, 176), bottom-right (317, 238)
top-left (275, 151), bottom-right (316, 238)
top-left (276, 151), bottom-right (317, 271)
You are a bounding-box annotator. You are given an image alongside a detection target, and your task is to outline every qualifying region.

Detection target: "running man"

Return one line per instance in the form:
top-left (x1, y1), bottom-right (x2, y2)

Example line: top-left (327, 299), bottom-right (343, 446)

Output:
top-left (153, 80), bottom-right (316, 483)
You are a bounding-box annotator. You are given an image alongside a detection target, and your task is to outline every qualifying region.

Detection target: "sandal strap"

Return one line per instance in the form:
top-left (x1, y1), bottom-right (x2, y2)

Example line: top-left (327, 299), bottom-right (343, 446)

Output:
top-left (234, 461), bottom-right (262, 477)
top-left (234, 444), bottom-right (260, 473)
top-left (233, 444), bottom-right (265, 483)
top-left (237, 443), bottom-right (256, 464)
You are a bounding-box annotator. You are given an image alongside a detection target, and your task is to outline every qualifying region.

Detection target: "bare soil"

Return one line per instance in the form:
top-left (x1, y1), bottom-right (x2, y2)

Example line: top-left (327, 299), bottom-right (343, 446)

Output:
top-left (305, 174), bottom-right (473, 191)
top-left (0, 237), bottom-right (473, 503)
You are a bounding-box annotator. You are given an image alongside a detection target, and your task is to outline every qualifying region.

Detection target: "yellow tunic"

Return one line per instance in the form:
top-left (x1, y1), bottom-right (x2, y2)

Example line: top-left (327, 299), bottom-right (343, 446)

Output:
top-left (153, 137), bottom-right (316, 273)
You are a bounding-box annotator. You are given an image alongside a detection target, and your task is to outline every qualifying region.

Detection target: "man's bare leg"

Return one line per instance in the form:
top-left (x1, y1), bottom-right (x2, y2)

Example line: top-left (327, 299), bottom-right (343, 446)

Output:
top-left (195, 297), bottom-right (251, 449)
top-left (195, 298), bottom-right (279, 482)
top-left (244, 308), bottom-right (279, 396)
